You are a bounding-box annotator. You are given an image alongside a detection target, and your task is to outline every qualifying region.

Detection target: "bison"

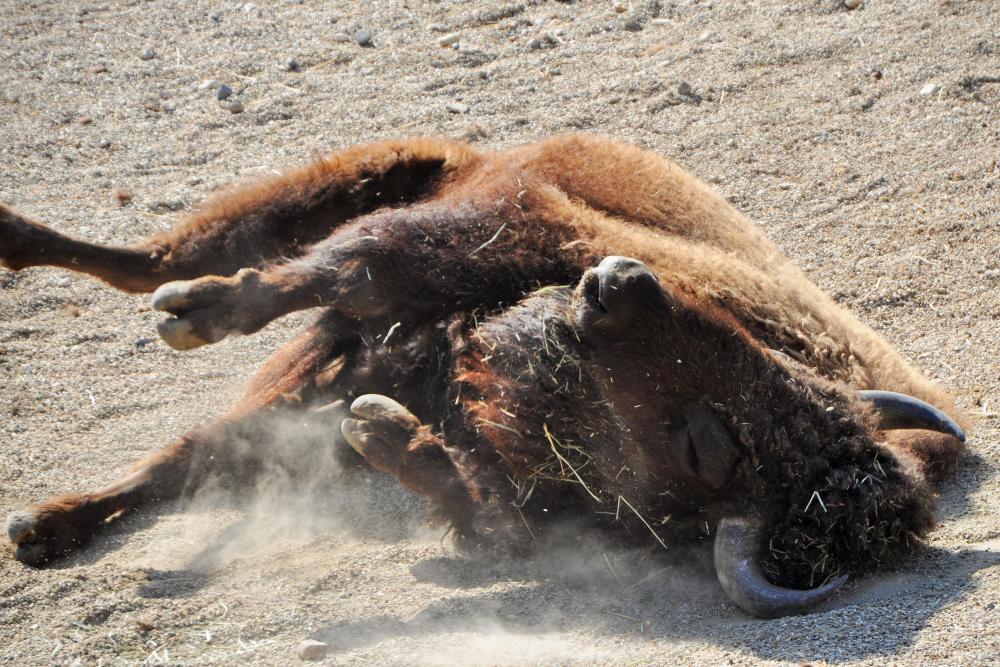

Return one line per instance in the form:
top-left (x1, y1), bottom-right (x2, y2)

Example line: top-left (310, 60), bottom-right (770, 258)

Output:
top-left (0, 134), bottom-right (966, 618)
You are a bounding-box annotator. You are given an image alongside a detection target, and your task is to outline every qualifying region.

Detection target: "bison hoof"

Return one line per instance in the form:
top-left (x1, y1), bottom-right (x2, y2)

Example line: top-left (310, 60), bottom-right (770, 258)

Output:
top-left (347, 395), bottom-right (421, 429)
top-left (340, 395), bottom-right (421, 471)
top-left (151, 277), bottom-right (244, 350)
top-left (6, 508), bottom-right (81, 567)
top-left (155, 316), bottom-right (226, 351)
top-left (0, 203), bottom-right (51, 271)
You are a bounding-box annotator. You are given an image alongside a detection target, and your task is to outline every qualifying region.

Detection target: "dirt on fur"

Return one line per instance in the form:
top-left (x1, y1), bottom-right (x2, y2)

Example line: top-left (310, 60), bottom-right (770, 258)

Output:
top-left (1, 1), bottom-right (998, 665)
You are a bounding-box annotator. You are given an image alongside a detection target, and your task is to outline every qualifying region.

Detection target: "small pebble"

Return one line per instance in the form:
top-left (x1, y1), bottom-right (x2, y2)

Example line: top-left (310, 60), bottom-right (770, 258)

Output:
top-left (98, 138), bottom-right (111, 148)
top-left (78, 115), bottom-right (93, 125)
top-left (113, 189), bottom-right (133, 205)
top-left (285, 58), bottom-right (300, 71)
top-left (87, 64), bottom-right (108, 75)
top-left (462, 123), bottom-right (489, 141)
top-left (428, 23), bottom-right (449, 32)
top-left (920, 83), bottom-right (941, 96)
top-left (139, 47), bottom-right (156, 60)
top-left (844, 0), bottom-right (863, 7)
top-left (446, 101), bottom-right (469, 114)
top-left (355, 29), bottom-right (372, 46)
top-left (217, 84), bottom-right (234, 100)
top-left (209, 11), bottom-right (221, 21)
top-left (135, 337), bottom-right (154, 348)
top-left (438, 32), bottom-right (461, 47)
top-left (651, 18), bottom-right (672, 26)
top-left (221, 99), bottom-right (244, 113)
top-left (333, 32), bottom-right (350, 42)
top-left (612, 2), bottom-right (627, 13)
top-left (296, 640), bottom-right (330, 661)
top-left (677, 81), bottom-right (693, 96)
top-left (528, 38), bottom-right (543, 49)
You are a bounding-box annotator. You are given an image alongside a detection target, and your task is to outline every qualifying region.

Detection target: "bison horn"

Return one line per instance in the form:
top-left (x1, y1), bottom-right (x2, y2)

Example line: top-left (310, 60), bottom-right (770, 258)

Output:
top-left (713, 517), bottom-right (848, 618)
top-left (856, 390), bottom-right (965, 442)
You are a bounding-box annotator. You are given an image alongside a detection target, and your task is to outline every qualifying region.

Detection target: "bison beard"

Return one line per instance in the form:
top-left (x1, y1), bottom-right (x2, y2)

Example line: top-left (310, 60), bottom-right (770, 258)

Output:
top-left (0, 135), bottom-right (966, 618)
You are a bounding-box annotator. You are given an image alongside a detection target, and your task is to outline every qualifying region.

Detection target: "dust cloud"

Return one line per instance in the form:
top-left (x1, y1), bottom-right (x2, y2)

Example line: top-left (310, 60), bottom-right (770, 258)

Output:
top-left (129, 404), bottom-right (717, 666)
top-left (134, 404), bottom-right (430, 572)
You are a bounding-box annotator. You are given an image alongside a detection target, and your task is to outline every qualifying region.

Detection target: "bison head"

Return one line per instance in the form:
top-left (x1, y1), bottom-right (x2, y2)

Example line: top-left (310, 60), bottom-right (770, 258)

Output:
top-left (563, 256), bottom-right (964, 617)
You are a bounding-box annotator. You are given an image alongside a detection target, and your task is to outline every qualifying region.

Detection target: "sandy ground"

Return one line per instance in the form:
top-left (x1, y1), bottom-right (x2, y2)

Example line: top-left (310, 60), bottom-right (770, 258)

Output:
top-left (1, 0), bottom-right (998, 665)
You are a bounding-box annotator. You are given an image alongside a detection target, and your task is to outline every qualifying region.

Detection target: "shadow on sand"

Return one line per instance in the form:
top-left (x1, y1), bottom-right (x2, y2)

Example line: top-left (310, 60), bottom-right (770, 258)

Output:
top-left (308, 535), bottom-right (999, 663)
top-left (33, 439), bottom-right (994, 663)
top-left (304, 450), bottom-right (998, 664)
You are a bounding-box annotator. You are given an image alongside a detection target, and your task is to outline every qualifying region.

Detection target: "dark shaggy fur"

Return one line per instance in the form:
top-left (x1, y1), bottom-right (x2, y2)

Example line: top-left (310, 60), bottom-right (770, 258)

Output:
top-left (420, 282), bottom-right (939, 589)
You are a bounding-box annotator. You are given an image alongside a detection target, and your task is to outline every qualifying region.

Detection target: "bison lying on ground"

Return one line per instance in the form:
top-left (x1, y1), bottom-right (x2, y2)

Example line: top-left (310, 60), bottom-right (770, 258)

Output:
top-left (0, 134), bottom-right (966, 617)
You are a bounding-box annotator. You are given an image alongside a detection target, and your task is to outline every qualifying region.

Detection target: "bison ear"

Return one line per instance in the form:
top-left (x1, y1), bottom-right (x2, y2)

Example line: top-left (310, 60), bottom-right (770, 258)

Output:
top-left (667, 404), bottom-right (742, 490)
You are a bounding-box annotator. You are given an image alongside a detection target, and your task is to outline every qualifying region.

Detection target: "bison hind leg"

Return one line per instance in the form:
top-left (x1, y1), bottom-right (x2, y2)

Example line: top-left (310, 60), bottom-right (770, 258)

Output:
top-left (7, 494), bottom-right (104, 566)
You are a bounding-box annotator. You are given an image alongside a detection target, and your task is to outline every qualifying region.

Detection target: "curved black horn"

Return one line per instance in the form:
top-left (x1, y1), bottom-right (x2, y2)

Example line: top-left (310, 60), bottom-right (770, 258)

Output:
top-left (714, 517), bottom-right (848, 619)
top-left (857, 390), bottom-right (965, 443)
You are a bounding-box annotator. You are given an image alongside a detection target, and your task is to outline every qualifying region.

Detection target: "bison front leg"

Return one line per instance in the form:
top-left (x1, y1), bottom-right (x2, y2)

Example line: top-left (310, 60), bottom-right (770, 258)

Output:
top-left (149, 198), bottom-right (583, 351)
top-left (340, 395), bottom-right (475, 526)
top-left (341, 395), bottom-right (533, 553)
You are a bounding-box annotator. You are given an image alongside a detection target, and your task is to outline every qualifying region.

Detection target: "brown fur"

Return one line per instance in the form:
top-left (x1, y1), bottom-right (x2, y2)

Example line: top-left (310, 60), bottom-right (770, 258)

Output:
top-left (0, 135), bottom-right (964, 585)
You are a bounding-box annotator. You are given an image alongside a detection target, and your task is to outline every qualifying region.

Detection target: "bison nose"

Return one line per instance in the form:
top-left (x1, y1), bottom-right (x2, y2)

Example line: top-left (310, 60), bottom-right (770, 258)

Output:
top-left (574, 256), bottom-right (662, 332)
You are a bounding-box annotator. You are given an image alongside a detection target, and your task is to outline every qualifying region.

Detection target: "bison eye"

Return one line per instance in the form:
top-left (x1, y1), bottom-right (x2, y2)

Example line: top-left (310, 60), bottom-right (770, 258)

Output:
top-left (665, 404), bottom-right (742, 490)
